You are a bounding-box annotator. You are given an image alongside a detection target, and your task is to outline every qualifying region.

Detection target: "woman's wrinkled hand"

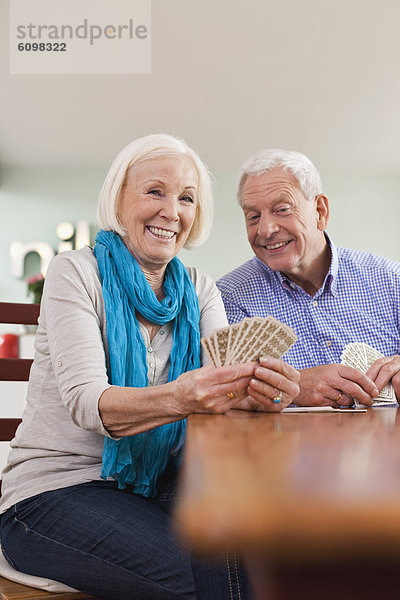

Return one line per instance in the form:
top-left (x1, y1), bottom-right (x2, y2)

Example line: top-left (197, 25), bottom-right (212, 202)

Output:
top-left (174, 362), bottom-right (256, 415)
top-left (239, 356), bottom-right (300, 412)
top-left (173, 356), bottom-right (300, 416)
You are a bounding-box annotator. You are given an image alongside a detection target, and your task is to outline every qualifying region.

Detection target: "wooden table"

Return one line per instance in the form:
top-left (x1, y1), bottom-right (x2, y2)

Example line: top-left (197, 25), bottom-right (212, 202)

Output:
top-left (175, 407), bottom-right (400, 600)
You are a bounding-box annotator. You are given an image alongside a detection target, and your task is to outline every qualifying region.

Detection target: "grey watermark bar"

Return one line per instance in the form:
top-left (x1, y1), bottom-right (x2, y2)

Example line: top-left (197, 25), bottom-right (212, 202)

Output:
top-left (10, 0), bottom-right (151, 74)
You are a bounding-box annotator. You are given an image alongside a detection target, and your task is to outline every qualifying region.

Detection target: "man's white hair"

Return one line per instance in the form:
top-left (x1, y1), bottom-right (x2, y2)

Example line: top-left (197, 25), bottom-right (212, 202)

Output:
top-left (97, 133), bottom-right (214, 249)
top-left (237, 148), bottom-right (322, 204)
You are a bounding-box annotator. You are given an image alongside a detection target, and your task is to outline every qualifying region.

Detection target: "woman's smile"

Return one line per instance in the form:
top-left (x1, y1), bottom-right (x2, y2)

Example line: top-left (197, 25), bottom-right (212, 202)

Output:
top-left (146, 225), bottom-right (177, 240)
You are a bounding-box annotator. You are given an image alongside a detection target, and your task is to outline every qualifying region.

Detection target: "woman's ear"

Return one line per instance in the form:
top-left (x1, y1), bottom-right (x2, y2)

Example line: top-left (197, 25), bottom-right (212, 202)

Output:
top-left (315, 194), bottom-right (329, 231)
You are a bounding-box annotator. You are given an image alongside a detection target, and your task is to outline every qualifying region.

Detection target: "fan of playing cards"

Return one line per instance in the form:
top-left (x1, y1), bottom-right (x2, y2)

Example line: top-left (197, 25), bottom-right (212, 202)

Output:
top-left (340, 342), bottom-right (395, 406)
top-left (201, 316), bottom-right (297, 367)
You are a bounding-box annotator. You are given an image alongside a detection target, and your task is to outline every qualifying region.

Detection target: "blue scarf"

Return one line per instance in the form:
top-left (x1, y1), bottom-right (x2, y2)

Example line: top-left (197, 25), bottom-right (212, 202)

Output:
top-left (94, 230), bottom-right (201, 497)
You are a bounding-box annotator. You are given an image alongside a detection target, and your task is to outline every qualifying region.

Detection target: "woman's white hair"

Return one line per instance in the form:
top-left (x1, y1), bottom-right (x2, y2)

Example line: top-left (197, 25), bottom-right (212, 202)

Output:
top-left (97, 133), bottom-right (214, 248)
top-left (237, 149), bottom-right (322, 205)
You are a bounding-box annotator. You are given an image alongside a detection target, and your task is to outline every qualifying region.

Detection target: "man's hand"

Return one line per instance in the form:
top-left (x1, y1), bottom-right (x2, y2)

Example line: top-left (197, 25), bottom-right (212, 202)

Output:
top-left (366, 355), bottom-right (400, 401)
top-left (296, 364), bottom-right (379, 407)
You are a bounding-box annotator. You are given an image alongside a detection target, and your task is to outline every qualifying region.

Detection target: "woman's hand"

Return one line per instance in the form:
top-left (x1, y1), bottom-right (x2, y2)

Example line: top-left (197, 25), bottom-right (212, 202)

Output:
top-left (174, 362), bottom-right (256, 415)
top-left (173, 357), bottom-right (300, 416)
top-left (100, 357), bottom-right (300, 438)
top-left (237, 356), bottom-right (300, 412)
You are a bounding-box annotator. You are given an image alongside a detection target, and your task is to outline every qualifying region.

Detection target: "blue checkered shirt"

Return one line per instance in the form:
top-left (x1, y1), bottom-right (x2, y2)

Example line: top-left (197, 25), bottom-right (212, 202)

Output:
top-left (217, 236), bottom-right (400, 370)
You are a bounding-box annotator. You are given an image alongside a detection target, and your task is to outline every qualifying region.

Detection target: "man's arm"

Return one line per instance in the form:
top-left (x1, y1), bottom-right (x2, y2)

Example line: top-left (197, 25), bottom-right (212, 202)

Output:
top-left (296, 364), bottom-right (379, 407)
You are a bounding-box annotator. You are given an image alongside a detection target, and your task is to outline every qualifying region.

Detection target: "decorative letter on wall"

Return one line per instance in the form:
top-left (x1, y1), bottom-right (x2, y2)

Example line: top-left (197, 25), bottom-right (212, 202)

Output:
top-left (10, 241), bottom-right (56, 278)
top-left (74, 220), bottom-right (91, 250)
top-left (10, 220), bottom-right (93, 280)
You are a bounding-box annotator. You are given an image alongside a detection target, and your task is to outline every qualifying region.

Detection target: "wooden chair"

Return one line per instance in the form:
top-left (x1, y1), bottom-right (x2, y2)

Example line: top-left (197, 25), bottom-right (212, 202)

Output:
top-left (0, 302), bottom-right (96, 600)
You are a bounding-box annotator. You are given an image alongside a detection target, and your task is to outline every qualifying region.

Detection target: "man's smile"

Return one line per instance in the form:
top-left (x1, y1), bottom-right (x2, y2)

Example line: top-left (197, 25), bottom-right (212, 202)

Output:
top-left (263, 240), bottom-right (292, 251)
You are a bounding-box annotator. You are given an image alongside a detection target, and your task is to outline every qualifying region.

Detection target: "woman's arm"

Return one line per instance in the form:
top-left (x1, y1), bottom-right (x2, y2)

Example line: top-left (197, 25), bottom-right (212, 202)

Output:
top-left (99, 362), bottom-right (256, 437)
top-left (41, 250), bottom-right (113, 435)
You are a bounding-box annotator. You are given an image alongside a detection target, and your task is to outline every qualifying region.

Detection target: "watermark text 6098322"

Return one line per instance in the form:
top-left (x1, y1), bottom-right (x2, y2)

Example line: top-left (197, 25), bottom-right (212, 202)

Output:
top-left (10, 0), bottom-right (151, 74)
top-left (17, 42), bottom-right (67, 52)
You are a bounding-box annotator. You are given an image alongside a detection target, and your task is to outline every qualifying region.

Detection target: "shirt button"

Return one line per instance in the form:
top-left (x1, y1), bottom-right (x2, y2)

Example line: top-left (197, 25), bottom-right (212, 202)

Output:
top-left (57, 360), bottom-right (63, 367)
top-left (312, 300), bottom-right (318, 307)
top-left (326, 340), bottom-right (332, 347)
top-left (160, 330), bottom-right (165, 335)
top-left (148, 346), bottom-right (153, 353)
top-left (149, 362), bottom-right (154, 368)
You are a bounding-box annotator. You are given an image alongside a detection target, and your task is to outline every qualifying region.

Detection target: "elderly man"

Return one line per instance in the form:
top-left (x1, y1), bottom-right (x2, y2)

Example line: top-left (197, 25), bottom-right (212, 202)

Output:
top-left (217, 149), bottom-right (400, 407)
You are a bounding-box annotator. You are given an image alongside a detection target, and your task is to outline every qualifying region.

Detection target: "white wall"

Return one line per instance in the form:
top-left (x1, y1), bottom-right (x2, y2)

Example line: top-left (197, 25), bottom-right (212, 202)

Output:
top-left (323, 175), bottom-right (400, 260)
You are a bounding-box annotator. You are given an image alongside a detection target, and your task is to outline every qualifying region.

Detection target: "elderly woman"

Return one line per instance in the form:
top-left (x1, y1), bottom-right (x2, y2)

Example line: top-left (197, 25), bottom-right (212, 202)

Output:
top-left (0, 134), bottom-right (299, 599)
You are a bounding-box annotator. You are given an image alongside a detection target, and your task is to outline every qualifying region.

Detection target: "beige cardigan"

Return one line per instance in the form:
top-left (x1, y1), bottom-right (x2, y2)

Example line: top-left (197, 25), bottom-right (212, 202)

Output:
top-left (0, 246), bottom-right (227, 514)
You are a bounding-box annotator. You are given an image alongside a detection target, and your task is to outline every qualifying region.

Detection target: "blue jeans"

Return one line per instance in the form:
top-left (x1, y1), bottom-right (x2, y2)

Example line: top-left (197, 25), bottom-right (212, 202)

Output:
top-left (0, 477), bottom-right (253, 600)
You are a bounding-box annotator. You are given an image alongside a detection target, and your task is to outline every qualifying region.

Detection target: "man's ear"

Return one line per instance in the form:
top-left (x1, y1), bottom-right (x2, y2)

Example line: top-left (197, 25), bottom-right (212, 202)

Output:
top-left (315, 194), bottom-right (329, 230)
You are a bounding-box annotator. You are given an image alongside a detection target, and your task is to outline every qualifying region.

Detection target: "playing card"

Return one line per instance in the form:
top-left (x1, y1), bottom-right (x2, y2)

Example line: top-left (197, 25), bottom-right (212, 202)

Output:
top-left (213, 326), bottom-right (230, 367)
top-left (225, 318), bottom-right (252, 364)
top-left (226, 321), bottom-right (244, 363)
top-left (201, 316), bottom-right (297, 368)
top-left (361, 345), bottom-right (395, 400)
top-left (340, 348), bottom-right (361, 371)
top-left (230, 317), bottom-right (266, 364)
top-left (340, 342), bottom-right (395, 406)
top-left (265, 326), bottom-right (297, 359)
top-left (377, 384), bottom-right (395, 400)
top-left (238, 318), bottom-right (281, 362)
top-left (200, 335), bottom-right (218, 367)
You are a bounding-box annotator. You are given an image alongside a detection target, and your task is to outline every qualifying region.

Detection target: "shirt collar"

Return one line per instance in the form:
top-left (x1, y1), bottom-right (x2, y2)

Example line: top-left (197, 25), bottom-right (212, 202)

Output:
top-left (254, 232), bottom-right (339, 297)
top-left (324, 233), bottom-right (338, 296)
